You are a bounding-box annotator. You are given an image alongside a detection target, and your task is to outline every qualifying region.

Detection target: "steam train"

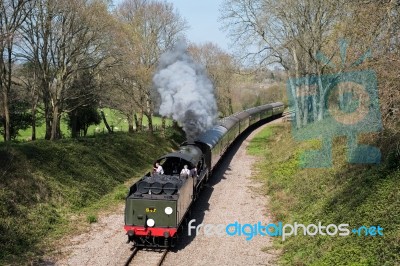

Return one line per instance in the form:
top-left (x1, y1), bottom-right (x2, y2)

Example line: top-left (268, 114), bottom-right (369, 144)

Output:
top-left (124, 102), bottom-right (284, 248)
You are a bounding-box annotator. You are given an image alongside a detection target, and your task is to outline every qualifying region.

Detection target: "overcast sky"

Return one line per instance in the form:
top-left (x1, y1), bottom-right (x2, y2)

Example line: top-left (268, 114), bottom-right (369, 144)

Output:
top-left (113, 0), bottom-right (231, 52)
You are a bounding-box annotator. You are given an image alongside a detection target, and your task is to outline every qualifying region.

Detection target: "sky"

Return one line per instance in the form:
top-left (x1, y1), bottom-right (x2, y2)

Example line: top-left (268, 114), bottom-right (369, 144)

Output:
top-left (113, 0), bottom-right (231, 52)
top-left (169, 0), bottom-right (230, 51)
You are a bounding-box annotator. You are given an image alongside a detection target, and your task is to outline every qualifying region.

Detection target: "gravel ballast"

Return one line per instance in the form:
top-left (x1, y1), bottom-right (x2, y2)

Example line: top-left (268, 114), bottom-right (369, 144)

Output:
top-left (54, 121), bottom-right (280, 266)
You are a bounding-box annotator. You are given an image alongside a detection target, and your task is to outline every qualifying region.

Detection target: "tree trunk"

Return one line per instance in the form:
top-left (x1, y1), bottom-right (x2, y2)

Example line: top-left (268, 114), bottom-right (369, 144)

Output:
top-left (291, 48), bottom-right (302, 129)
top-left (303, 73), bottom-right (309, 126)
top-left (71, 111), bottom-right (78, 138)
top-left (146, 113), bottom-right (153, 133)
top-left (137, 109), bottom-right (143, 131)
top-left (45, 114), bottom-right (52, 139)
top-left (31, 72), bottom-right (38, 141)
top-left (228, 97), bottom-right (233, 115)
top-left (83, 125), bottom-right (88, 136)
top-left (44, 93), bottom-right (52, 140)
top-left (146, 96), bottom-right (153, 133)
top-left (100, 109), bottom-right (113, 133)
top-left (2, 44), bottom-right (12, 142)
top-left (31, 106), bottom-right (37, 141)
top-left (161, 116), bottom-right (166, 137)
top-left (134, 113), bottom-right (139, 132)
top-left (2, 90), bottom-right (10, 141)
top-left (312, 89), bottom-right (318, 122)
top-left (127, 113), bottom-right (134, 133)
top-left (56, 117), bottom-right (61, 139)
top-left (50, 104), bottom-right (60, 140)
top-left (317, 74), bottom-right (327, 121)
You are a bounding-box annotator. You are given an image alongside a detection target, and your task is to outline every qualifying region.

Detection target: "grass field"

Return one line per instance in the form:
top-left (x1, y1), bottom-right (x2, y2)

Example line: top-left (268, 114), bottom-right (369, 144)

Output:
top-left (248, 124), bottom-right (400, 266)
top-left (15, 108), bottom-right (172, 141)
top-left (0, 128), bottom-right (185, 264)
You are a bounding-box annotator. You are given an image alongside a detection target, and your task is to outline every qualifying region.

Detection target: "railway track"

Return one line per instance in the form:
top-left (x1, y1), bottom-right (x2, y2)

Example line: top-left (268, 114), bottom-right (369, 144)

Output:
top-left (124, 247), bottom-right (169, 266)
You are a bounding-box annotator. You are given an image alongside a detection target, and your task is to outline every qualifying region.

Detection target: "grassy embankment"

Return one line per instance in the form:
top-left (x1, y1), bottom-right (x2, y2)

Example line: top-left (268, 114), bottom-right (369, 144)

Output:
top-left (0, 128), bottom-right (185, 265)
top-left (247, 124), bottom-right (399, 266)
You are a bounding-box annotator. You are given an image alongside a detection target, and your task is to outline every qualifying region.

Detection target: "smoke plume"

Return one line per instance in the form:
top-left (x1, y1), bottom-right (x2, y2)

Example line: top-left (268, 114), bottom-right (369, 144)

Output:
top-left (153, 40), bottom-right (218, 141)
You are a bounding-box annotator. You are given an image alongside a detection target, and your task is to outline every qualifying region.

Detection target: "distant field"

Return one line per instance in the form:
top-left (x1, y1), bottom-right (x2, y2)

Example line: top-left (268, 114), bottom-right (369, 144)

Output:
top-left (15, 108), bottom-right (172, 141)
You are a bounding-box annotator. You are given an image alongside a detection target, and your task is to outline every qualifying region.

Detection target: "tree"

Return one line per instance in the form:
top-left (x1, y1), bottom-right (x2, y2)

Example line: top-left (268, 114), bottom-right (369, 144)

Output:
top-left (67, 105), bottom-right (101, 137)
top-left (114, 0), bottom-right (187, 133)
top-left (65, 69), bottom-right (100, 138)
top-left (220, 0), bottom-right (347, 127)
top-left (0, 92), bottom-right (32, 140)
top-left (189, 42), bottom-right (235, 117)
top-left (9, 102), bottom-right (31, 140)
top-left (20, 0), bottom-right (114, 140)
top-left (0, 0), bottom-right (31, 141)
top-left (15, 62), bottom-right (40, 140)
top-left (221, 0), bottom-right (400, 157)
top-left (337, 1), bottom-right (400, 136)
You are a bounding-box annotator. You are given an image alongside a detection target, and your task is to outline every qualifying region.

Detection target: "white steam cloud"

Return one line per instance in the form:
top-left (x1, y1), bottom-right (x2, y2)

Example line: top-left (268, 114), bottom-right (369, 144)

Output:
top-left (153, 41), bottom-right (218, 141)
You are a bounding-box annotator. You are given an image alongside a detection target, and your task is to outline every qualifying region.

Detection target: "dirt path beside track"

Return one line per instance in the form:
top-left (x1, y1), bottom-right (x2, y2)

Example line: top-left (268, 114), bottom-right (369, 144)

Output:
top-left (163, 120), bottom-right (281, 266)
top-left (51, 119), bottom-right (281, 266)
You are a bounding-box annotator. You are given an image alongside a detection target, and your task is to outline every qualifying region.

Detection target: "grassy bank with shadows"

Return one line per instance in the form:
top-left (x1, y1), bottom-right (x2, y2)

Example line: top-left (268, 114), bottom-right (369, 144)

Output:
top-left (0, 128), bottom-right (184, 264)
top-left (248, 123), bottom-right (399, 266)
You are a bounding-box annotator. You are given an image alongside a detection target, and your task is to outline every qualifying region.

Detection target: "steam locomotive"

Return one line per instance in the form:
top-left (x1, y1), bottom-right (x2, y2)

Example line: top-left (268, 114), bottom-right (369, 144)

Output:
top-left (124, 102), bottom-right (284, 248)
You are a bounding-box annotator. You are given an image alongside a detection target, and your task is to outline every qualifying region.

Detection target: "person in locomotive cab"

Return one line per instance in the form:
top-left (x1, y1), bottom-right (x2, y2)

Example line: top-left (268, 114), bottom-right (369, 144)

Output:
top-left (154, 162), bottom-right (164, 175)
top-left (190, 167), bottom-right (198, 178)
top-left (172, 162), bottom-right (179, 175)
top-left (180, 165), bottom-right (190, 177)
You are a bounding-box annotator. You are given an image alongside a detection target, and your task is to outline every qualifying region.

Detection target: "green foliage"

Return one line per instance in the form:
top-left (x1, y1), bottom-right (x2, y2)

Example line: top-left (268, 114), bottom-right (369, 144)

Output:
top-left (0, 101), bottom-right (32, 140)
top-left (0, 128), bottom-right (184, 264)
top-left (247, 126), bottom-right (273, 156)
top-left (386, 148), bottom-right (400, 171)
top-left (255, 95), bottom-right (262, 107)
top-left (113, 186), bottom-right (129, 200)
top-left (250, 124), bottom-right (400, 266)
top-left (67, 106), bottom-right (101, 137)
top-left (65, 70), bottom-right (101, 138)
top-left (86, 214), bottom-right (97, 224)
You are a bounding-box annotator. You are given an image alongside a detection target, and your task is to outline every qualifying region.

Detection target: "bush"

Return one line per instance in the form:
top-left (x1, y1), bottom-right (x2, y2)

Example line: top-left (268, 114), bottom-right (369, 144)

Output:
top-left (86, 215), bottom-right (97, 224)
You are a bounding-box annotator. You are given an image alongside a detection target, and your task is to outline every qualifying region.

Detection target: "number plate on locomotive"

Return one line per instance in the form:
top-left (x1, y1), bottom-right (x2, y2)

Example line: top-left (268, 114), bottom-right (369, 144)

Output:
top-left (146, 207), bottom-right (156, 213)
